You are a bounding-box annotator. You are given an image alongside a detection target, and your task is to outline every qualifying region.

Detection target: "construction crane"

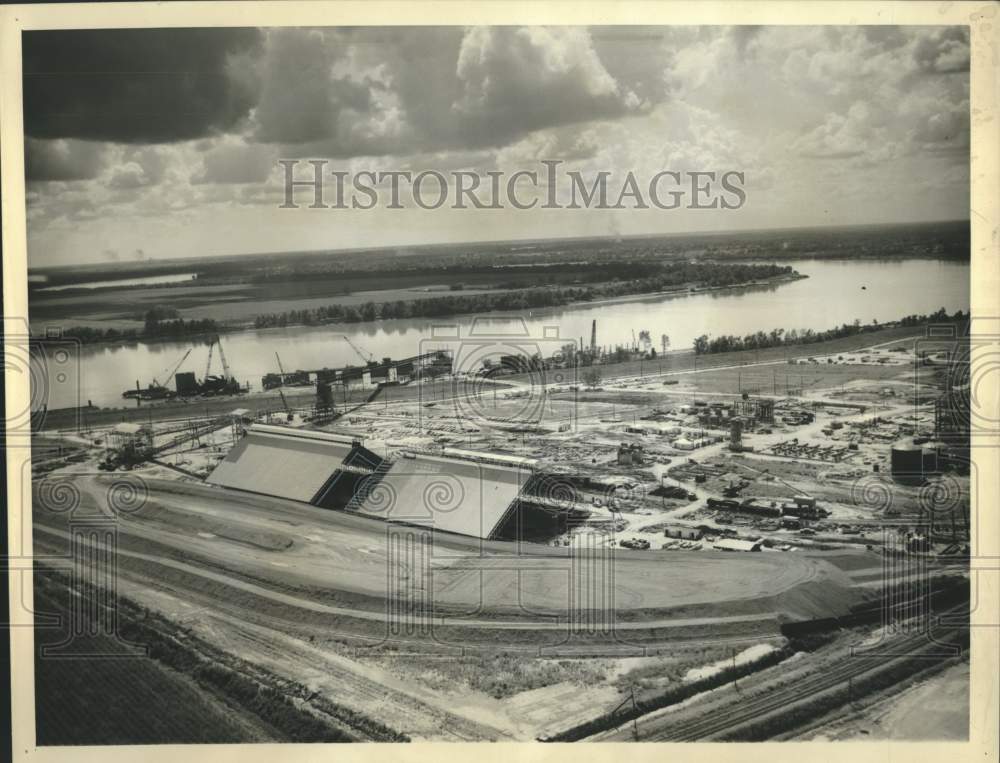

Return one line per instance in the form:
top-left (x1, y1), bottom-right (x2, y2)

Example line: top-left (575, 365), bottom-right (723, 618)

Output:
top-left (203, 335), bottom-right (234, 380)
top-left (204, 338), bottom-right (216, 381)
top-left (342, 335), bottom-right (374, 364)
top-left (151, 349), bottom-right (191, 388)
top-left (217, 336), bottom-right (232, 381)
top-left (274, 352), bottom-right (293, 419)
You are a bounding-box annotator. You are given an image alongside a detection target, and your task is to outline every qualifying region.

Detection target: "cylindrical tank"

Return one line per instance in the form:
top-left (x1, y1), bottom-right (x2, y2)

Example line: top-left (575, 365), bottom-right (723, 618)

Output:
top-left (922, 444), bottom-right (939, 475)
top-left (175, 371), bottom-right (198, 395)
top-left (891, 441), bottom-right (924, 483)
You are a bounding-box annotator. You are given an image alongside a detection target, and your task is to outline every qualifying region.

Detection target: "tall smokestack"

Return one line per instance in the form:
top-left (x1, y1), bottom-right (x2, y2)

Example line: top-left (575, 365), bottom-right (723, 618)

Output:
top-left (590, 319), bottom-right (597, 353)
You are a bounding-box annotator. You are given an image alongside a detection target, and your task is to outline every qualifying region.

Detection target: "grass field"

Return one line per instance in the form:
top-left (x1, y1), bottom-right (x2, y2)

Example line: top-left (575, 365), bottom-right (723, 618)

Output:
top-left (33, 568), bottom-right (408, 744)
top-left (33, 570), bottom-right (275, 744)
top-left (29, 277), bottom-right (517, 331)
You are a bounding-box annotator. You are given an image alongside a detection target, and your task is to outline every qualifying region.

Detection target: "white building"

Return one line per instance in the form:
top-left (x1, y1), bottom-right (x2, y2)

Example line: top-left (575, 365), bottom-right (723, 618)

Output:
top-left (713, 538), bottom-right (763, 552)
top-left (664, 524), bottom-right (703, 540)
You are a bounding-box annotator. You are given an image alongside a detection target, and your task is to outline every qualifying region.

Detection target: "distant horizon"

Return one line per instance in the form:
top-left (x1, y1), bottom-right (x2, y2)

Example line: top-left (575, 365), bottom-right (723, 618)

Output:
top-left (28, 217), bottom-right (971, 274)
top-left (23, 27), bottom-right (970, 268)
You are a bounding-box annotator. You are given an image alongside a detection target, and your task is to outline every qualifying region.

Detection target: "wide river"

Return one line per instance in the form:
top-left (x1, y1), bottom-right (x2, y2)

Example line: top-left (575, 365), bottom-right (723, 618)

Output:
top-left (36, 259), bottom-right (969, 411)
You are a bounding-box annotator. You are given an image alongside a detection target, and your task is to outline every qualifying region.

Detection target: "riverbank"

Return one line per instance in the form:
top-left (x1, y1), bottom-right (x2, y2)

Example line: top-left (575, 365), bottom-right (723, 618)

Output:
top-left (499, 319), bottom-right (951, 386)
top-left (34, 319), bottom-right (946, 432)
top-left (37, 270), bottom-right (804, 349)
top-left (28, 257), bottom-right (969, 411)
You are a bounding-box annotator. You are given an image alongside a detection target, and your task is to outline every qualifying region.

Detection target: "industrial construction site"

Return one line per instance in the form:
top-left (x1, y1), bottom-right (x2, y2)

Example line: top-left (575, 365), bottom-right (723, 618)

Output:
top-left (30, 315), bottom-right (972, 743)
top-left (11, 17), bottom-right (986, 755)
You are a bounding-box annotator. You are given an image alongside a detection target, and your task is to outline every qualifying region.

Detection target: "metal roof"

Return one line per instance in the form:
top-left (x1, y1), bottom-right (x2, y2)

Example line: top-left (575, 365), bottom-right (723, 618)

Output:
top-left (440, 447), bottom-right (538, 469)
top-left (249, 424), bottom-right (357, 444)
top-left (713, 538), bottom-right (762, 552)
top-left (206, 424), bottom-right (533, 539)
top-left (353, 451), bottom-right (530, 539)
top-left (206, 427), bottom-right (354, 502)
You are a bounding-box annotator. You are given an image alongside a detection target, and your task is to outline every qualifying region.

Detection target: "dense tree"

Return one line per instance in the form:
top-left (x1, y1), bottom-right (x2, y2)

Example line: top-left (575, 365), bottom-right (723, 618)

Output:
top-left (691, 308), bottom-right (967, 355)
top-left (253, 262), bottom-right (796, 329)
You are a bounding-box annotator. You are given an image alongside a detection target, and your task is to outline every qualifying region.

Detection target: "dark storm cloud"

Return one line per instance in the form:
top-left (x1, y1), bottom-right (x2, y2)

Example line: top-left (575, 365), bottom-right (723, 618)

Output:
top-left (23, 28), bottom-right (264, 143)
top-left (252, 27), bottom-right (649, 157)
top-left (449, 27), bottom-right (641, 148)
top-left (23, 26), bottom-right (653, 160)
top-left (25, 137), bottom-right (108, 181)
top-left (252, 28), bottom-right (374, 145)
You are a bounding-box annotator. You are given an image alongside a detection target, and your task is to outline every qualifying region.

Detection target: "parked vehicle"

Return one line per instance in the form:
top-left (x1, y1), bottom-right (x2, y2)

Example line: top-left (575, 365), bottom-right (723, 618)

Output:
top-left (619, 538), bottom-right (651, 550)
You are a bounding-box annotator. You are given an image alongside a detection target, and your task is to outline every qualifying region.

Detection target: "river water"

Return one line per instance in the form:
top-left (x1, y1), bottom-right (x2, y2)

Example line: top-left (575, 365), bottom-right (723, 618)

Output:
top-left (35, 272), bottom-right (199, 292)
top-left (36, 259), bottom-right (969, 411)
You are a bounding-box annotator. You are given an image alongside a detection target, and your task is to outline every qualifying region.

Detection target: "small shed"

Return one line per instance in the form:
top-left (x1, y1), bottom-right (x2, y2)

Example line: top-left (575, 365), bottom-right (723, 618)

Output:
top-left (664, 524), bottom-right (703, 540)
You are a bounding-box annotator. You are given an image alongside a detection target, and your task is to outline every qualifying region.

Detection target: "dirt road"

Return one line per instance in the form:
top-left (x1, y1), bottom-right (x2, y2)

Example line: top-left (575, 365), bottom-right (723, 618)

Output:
top-left (38, 472), bottom-right (873, 625)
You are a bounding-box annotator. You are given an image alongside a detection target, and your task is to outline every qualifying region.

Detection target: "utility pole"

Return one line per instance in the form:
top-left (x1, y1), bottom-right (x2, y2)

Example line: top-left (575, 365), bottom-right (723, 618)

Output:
top-left (630, 686), bottom-right (639, 741)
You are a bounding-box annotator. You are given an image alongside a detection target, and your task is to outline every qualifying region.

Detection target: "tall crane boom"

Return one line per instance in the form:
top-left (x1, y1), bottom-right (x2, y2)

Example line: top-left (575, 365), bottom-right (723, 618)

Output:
top-left (158, 349), bottom-right (192, 387)
top-left (150, 348), bottom-right (191, 388)
top-left (217, 337), bottom-right (232, 381)
top-left (271, 353), bottom-right (291, 416)
top-left (204, 339), bottom-right (215, 380)
top-left (342, 335), bottom-right (374, 364)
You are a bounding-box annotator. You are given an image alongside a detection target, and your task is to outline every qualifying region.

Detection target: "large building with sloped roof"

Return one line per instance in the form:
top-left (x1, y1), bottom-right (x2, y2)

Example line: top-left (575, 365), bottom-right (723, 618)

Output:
top-left (206, 424), bottom-right (570, 540)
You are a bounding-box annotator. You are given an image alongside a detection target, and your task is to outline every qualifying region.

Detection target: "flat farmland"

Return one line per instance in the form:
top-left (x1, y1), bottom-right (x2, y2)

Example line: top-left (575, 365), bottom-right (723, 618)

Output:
top-left (33, 572), bottom-right (278, 744)
top-left (29, 276), bottom-right (518, 331)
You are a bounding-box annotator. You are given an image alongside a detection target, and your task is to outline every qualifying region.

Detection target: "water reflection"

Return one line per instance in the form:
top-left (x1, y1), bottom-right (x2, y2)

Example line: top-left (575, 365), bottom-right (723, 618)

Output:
top-left (35, 259), bottom-right (969, 410)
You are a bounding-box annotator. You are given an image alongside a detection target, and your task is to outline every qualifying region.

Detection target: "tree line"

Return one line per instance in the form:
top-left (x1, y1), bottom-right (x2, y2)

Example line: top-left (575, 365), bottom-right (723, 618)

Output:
top-left (692, 307), bottom-right (968, 355)
top-left (254, 262), bottom-right (796, 329)
top-left (59, 306), bottom-right (220, 345)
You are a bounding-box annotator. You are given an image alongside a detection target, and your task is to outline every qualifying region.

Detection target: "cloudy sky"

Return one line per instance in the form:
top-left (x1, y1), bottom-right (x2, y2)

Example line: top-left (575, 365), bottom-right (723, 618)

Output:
top-left (23, 25), bottom-right (970, 267)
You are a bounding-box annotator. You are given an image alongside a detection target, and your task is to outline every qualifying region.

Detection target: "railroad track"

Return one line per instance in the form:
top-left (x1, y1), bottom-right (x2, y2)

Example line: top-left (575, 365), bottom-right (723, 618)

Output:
top-left (638, 605), bottom-right (967, 741)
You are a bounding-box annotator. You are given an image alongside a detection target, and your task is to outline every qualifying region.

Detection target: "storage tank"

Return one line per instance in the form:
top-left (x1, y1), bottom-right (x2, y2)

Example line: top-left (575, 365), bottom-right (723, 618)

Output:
top-left (891, 441), bottom-right (924, 484)
top-left (921, 444), bottom-right (940, 475)
top-left (174, 371), bottom-right (198, 396)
